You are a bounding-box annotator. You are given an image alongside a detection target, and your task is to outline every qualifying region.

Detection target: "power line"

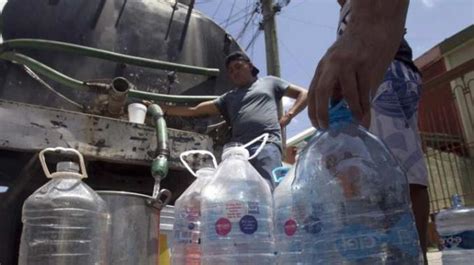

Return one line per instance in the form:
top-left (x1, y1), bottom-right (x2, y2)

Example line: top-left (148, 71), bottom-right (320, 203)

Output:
top-left (235, 3), bottom-right (259, 41)
top-left (219, 2), bottom-right (254, 28)
top-left (250, 16), bottom-right (257, 58)
top-left (245, 27), bottom-right (262, 51)
top-left (286, 0), bottom-right (307, 10)
top-left (211, 0), bottom-right (223, 19)
top-left (276, 0), bottom-right (291, 8)
top-left (279, 14), bottom-right (336, 30)
top-left (278, 38), bottom-right (313, 79)
top-left (244, 0), bottom-right (252, 22)
top-left (222, 0), bottom-right (237, 29)
top-left (221, 8), bottom-right (256, 29)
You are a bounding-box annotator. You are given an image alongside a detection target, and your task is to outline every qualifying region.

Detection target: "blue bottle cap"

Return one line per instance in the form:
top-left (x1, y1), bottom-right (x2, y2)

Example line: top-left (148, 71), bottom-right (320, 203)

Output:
top-left (452, 194), bottom-right (463, 208)
top-left (328, 99), bottom-right (353, 126)
top-left (272, 166), bottom-right (290, 184)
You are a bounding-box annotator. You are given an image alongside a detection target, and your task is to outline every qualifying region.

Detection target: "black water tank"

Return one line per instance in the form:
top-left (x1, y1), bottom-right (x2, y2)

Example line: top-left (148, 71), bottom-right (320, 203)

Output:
top-left (0, 0), bottom-right (242, 131)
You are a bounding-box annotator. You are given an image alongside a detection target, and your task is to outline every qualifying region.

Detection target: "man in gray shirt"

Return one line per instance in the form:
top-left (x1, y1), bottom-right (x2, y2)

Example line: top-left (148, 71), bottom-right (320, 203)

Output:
top-left (161, 51), bottom-right (307, 188)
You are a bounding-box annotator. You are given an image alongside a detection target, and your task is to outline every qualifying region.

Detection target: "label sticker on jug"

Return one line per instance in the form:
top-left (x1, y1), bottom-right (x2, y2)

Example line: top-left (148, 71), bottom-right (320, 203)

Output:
top-left (284, 219), bottom-right (297, 236)
top-left (215, 218), bottom-right (232, 236)
top-left (248, 201), bottom-right (260, 214)
top-left (336, 224), bottom-right (383, 260)
top-left (385, 213), bottom-right (421, 257)
top-left (239, 215), bottom-right (258, 235)
top-left (185, 207), bottom-right (200, 222)
top-left (225, 201), bottom-right (245, 219)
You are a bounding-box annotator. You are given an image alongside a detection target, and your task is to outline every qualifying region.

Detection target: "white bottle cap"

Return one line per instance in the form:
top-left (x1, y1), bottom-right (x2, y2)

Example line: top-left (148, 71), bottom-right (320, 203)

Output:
top-left (196, 167), bottom-right (216, 178)
top-left (50, 161), bottom-right (84, 179)
top-left (56, 161), bottom-right (80, 173)
top-left (222, 146), bottom-right (250, 160)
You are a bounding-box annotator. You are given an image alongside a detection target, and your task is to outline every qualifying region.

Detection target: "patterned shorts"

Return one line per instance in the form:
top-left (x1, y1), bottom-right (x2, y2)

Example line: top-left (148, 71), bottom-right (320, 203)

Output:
top-left (370, 60), bottom-right (429, 186)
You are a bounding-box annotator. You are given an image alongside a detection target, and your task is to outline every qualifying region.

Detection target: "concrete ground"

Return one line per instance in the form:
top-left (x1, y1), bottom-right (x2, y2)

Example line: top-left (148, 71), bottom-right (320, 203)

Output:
top-left (428, 251), bottom-right (442, 265)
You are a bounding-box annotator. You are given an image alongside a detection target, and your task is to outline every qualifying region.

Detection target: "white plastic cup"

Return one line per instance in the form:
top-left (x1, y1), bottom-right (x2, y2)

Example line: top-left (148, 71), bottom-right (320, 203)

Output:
top-left (128, 103), bottom-right (147, 124)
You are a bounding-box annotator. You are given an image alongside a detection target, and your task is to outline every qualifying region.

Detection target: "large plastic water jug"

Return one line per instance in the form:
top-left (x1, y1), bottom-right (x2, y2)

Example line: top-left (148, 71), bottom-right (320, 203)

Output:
top-left (273, 165), bottom-right (303, 264)
top-left (172, 150), bottom-right (217, 265)
top-left (436, 194), bottom-right (474, 264)
top-left (292, 101), bottom-right (422, 264)
top-left (19, 147), bottom-right (110, 265)
top-left (200, 134), bottom-right (275, 265)
top-left (273, 131), bottom-right (319, 265)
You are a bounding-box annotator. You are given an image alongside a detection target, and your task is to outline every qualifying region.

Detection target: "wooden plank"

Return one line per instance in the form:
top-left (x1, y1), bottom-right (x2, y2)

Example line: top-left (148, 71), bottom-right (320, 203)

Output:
top-left (0, 100), bottom-right (213, 169)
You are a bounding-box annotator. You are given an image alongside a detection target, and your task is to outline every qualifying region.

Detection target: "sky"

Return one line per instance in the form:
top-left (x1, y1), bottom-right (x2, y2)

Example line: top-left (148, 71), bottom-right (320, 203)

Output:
top-left (195, 0), bottom-right (474, 138)
top-left (1, 0), bottom-right (473, 138)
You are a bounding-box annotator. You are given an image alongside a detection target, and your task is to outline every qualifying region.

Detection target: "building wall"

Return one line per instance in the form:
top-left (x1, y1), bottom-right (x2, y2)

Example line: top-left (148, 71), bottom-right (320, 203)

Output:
top-left (444, 40), bottom-right (474, 148)
top-left (417, 59), bottom-right (462, 136)
top-left (417, 32), bottom-right (474, 210)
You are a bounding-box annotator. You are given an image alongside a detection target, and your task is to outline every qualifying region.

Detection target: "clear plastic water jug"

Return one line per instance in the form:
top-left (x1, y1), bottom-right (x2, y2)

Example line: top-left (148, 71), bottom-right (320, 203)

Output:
top-left (436, 194), bottom-right (474, 265)
top-left (200, 134), bottom-right (275, 265)
top-left (273, 165), bottom-right (303, 265)
top-left (273, 130), bottom-right (318, 265)
top-left (292, 101), bottom-right (422, 264)
top-left (19, 147), bottom-right (110, 265)
top-left (172, 150), bottom-right (217, 265)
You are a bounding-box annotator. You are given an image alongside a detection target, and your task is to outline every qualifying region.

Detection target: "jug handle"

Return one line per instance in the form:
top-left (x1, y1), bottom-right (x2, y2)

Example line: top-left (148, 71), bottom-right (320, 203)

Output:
top-left (39, 147), bottom-right (88, 179)
top-left (179, 150), bottom-right (217, 177)
top-left (244, 133), bottom-right (269, 160)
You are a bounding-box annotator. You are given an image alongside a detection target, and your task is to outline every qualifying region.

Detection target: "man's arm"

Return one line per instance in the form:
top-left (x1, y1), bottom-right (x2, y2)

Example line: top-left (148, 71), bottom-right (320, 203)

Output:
top-left (161, 100), bottom-right (220, 117)
top-left (308, 0), bottom-right (409, 128)
top-left (280, 84), bottom-right (308, 127)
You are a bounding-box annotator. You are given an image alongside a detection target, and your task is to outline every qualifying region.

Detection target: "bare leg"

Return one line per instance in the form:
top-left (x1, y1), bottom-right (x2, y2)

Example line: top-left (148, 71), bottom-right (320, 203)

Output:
top-left (410, 184), bottom-right (430, 265)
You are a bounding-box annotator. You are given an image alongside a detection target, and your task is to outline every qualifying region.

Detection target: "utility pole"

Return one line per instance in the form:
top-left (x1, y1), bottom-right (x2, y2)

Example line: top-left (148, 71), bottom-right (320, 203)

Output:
top-left (261, 0), bottom-right (281, 77)
top-left (261, 0), bottom-right (286, 155)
